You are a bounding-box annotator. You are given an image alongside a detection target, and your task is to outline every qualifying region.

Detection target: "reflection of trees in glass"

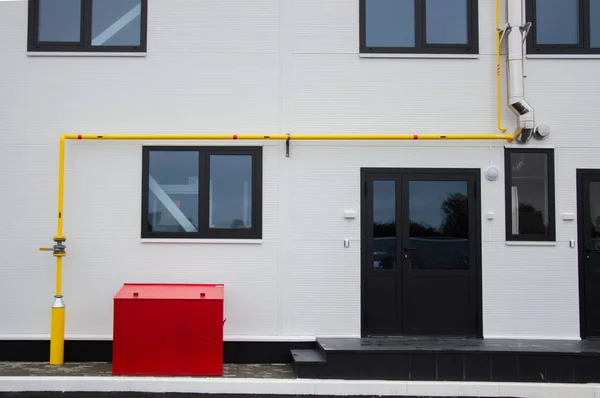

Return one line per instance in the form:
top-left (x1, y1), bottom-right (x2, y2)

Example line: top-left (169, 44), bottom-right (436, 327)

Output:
top-left (592, 216), bottom-right (600, 238)
top-left (517, 202), bottom-right (546, 234)
top-left (374, 221), bottom-right (395, 238)
top-left (373, 192), bottom-right (469, 239)
top-left (440, 193), bottom-right (468, 238)
top-left (519, 203), bottom-right (536, 212)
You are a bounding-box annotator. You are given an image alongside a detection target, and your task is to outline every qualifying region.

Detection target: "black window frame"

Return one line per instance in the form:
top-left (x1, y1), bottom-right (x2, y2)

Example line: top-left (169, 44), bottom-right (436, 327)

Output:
top-left (27, 0), bottom-right (148, 53)
top-left (359, 0), bottom-right (479, 55)
top-left (526, 0), bottom-right (600, 54)
top-left (141, 146), bottom-right (263, 240)
top-left (504, 148), bottom-right (556, 242)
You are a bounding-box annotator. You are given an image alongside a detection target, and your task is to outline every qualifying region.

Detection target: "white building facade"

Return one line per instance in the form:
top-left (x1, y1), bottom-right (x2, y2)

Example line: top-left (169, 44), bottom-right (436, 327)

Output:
top-left (0, 0), bottom-right (599, 347)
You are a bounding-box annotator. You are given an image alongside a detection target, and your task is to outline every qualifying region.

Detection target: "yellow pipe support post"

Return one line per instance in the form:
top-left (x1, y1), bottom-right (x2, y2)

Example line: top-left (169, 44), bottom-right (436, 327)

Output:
top-left (50, 257), bottom-right (65, 365)
top-left (41, 131), bottom-right (514, 364)
top-left (496, 0), bottom-right (507, 133)
top-left (40, 135), bottom-right (67, 365)
top-left (50, 134), bottom-right (67, 365)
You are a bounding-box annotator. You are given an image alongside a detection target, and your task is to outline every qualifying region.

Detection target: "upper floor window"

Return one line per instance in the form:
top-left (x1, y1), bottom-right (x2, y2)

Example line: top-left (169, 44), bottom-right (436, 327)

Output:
top-left (360, 0), bottom-right (479, 54)
top-left (28, 0), bottom-right (147, 52)
top-left (527, 0), bottom-right (600, 54)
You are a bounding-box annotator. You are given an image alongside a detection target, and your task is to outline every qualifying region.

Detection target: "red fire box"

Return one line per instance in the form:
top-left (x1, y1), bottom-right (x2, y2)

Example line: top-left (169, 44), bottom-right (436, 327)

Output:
top-left (112, 283), bottom-right (224, 376)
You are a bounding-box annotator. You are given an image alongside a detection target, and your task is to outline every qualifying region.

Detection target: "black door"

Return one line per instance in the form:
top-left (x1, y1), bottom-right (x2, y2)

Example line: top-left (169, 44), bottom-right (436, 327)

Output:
top-left (577, 170), bottom-right (600, 338)
top-left (361, 168), bottom-right (481, 336)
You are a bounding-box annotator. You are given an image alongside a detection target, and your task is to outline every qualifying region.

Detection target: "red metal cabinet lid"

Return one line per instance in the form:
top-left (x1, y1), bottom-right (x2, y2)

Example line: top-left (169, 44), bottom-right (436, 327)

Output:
top-left (114, 283), bottom-right (224, 300)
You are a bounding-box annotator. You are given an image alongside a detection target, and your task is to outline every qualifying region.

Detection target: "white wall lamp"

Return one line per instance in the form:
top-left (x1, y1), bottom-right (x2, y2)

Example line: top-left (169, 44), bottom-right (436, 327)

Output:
top-left (485, 166), bottom-right (500, 181)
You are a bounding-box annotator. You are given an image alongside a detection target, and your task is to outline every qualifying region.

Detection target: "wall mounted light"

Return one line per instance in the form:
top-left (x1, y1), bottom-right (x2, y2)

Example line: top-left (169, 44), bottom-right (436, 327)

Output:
top-left (485, 166), bottom-right (500, 181)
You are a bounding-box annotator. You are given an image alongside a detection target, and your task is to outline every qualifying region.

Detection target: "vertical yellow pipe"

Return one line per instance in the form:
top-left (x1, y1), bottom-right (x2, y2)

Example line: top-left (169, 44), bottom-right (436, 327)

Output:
top-left (50, 135), bottom-right (66, 365)
top-left (55, 256), bottom-right (63, 297)
top-left (497, 0), bottom-right (507, 133)
top-left (57, 135), bottom-right (65, 238)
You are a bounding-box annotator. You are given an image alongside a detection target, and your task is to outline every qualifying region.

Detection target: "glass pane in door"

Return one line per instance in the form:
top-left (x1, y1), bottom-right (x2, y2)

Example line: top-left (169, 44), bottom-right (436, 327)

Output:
top-left (589, 182), bottom-right (600, 267)
top-left (373, 180), bottom-right (396, 269)
top-left (408, 181), bottom-right (469, 270)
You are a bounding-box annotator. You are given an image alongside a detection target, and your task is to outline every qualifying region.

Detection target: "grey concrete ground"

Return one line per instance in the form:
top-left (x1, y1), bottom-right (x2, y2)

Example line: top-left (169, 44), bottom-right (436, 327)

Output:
top-left (0, 362), bottom-right (295, 378)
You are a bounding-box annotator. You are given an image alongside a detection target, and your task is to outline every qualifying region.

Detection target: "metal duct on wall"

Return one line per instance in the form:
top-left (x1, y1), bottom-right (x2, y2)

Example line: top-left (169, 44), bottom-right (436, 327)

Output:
top-left (504, 0), bottom-right (550, 143)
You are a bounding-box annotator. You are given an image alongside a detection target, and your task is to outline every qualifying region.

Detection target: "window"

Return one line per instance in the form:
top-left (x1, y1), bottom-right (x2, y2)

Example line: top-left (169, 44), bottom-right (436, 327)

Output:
top-left (141, 146), bottom-right (263, 239)
top-left (28, 0), bottom-right (147, 52)
top-left (527, 0), bottom-right (600, 54)
top-left (360, 0), bottom-right (479, 54)
top-left (504, 148), bottom-right (556, 241)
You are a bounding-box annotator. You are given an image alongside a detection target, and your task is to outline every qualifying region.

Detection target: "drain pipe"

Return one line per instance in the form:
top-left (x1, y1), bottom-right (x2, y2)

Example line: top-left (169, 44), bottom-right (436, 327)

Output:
top-left (505, 0), bottom-right (535, 143)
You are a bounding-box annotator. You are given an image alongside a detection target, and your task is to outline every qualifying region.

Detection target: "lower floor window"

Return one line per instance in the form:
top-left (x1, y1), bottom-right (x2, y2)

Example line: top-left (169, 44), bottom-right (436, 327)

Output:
top-left (504, 148), bottom-right (556, 241)
top-left (141, 146), bottom-right (262, 239)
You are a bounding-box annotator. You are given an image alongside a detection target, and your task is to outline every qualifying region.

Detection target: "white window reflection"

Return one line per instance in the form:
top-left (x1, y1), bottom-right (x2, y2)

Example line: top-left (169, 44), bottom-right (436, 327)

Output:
top-left (147, 151), bottom-right (199, 233)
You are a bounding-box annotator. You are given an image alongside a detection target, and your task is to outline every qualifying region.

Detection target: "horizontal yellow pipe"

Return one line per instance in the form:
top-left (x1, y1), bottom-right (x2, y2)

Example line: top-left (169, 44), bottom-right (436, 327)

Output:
top-left (64, 133), bottom-right (513, 141)
top-left (289, 134), bottom-right (513, 140)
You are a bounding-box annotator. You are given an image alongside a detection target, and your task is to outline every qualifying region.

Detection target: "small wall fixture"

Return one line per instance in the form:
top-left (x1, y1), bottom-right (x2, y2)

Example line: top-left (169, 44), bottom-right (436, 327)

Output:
top-left (562, 212), bottom-right (575, 221)
top-left (344, 210), bottom-right (356, 219)
top-left (485, 166), bottom-right (500, 181)
top-left (533, 124), bottom-right (550, 140)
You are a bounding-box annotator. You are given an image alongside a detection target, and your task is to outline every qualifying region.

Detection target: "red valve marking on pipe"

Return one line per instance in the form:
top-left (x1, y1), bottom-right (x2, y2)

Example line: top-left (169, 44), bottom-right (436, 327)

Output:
top-left (413, 134), bottom-right (418, 140)
top-left (233, 134), bottom-right (238, 140)
top-left (77, 134), bottom-right (82, 139)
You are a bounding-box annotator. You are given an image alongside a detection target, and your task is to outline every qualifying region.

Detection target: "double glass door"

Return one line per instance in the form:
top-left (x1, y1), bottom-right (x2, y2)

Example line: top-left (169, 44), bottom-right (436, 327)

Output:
top-left (362, 169), bottom-right (481, 336)
top-left (578, 170), bottom-right (600, 338)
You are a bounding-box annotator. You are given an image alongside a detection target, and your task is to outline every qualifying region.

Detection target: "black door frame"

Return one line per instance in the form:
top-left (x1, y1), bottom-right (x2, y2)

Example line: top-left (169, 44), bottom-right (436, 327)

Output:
top-left (576, 169), bottom-right (599, 339)
top-left (360, 167), bottom-right (483, 338)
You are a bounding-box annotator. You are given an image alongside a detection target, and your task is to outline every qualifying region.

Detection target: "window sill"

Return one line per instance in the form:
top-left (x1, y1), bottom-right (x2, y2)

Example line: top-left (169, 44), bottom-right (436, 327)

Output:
top-left (141, 238), bottom-right (262, 244)
top-left (27, 52), bottom-right (147, 58)
top-left (505, 241), bottom-right (557, 246)
top-left (360, 53), bottom-right (479, 59)
top-left (526, 54), bottom-right (600, 59)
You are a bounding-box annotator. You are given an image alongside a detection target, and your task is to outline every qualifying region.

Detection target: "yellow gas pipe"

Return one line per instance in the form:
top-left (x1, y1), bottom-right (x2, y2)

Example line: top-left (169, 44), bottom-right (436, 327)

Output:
top-left (61, 133), bottom-right (513, 140)
top-left (41, 132), bottom-right (513, 365)
top-left (496, 0), bottom-right (507, 133)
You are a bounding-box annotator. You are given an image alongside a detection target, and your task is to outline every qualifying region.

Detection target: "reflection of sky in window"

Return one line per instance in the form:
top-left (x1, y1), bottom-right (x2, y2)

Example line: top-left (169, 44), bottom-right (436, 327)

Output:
top-left (373, 181), bottom-right (395, 224)
top-left (148, 151), bottom-right (254, 230)
top-left (425, 0), bottom-right (468, 44)
top-left (210, 155), bottom-right (252, 229)
top-left (92, 0), bottom-right (141, 46)
top-left (536, 0), bottom-right (579, 44)
top-left (148, 151), bottom-right (199, 231)
top-left (149, 151), bottom-right (198, 185)
top-left (591, 0), bottom-right (600, 47)
top-left (365, 0), bottom-right (415, 47)
top-left (39, 0), bottom-right (81, 42)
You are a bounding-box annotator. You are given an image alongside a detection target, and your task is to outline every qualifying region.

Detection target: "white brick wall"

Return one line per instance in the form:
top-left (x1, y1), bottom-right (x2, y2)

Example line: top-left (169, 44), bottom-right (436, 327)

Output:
top-left (0, 0), bottom-right (598, 340)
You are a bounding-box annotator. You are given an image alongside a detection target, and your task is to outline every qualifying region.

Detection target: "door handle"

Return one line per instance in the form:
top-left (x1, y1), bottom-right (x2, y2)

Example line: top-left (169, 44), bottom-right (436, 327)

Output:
top-left (403, 247), bottom-right (415, 260)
